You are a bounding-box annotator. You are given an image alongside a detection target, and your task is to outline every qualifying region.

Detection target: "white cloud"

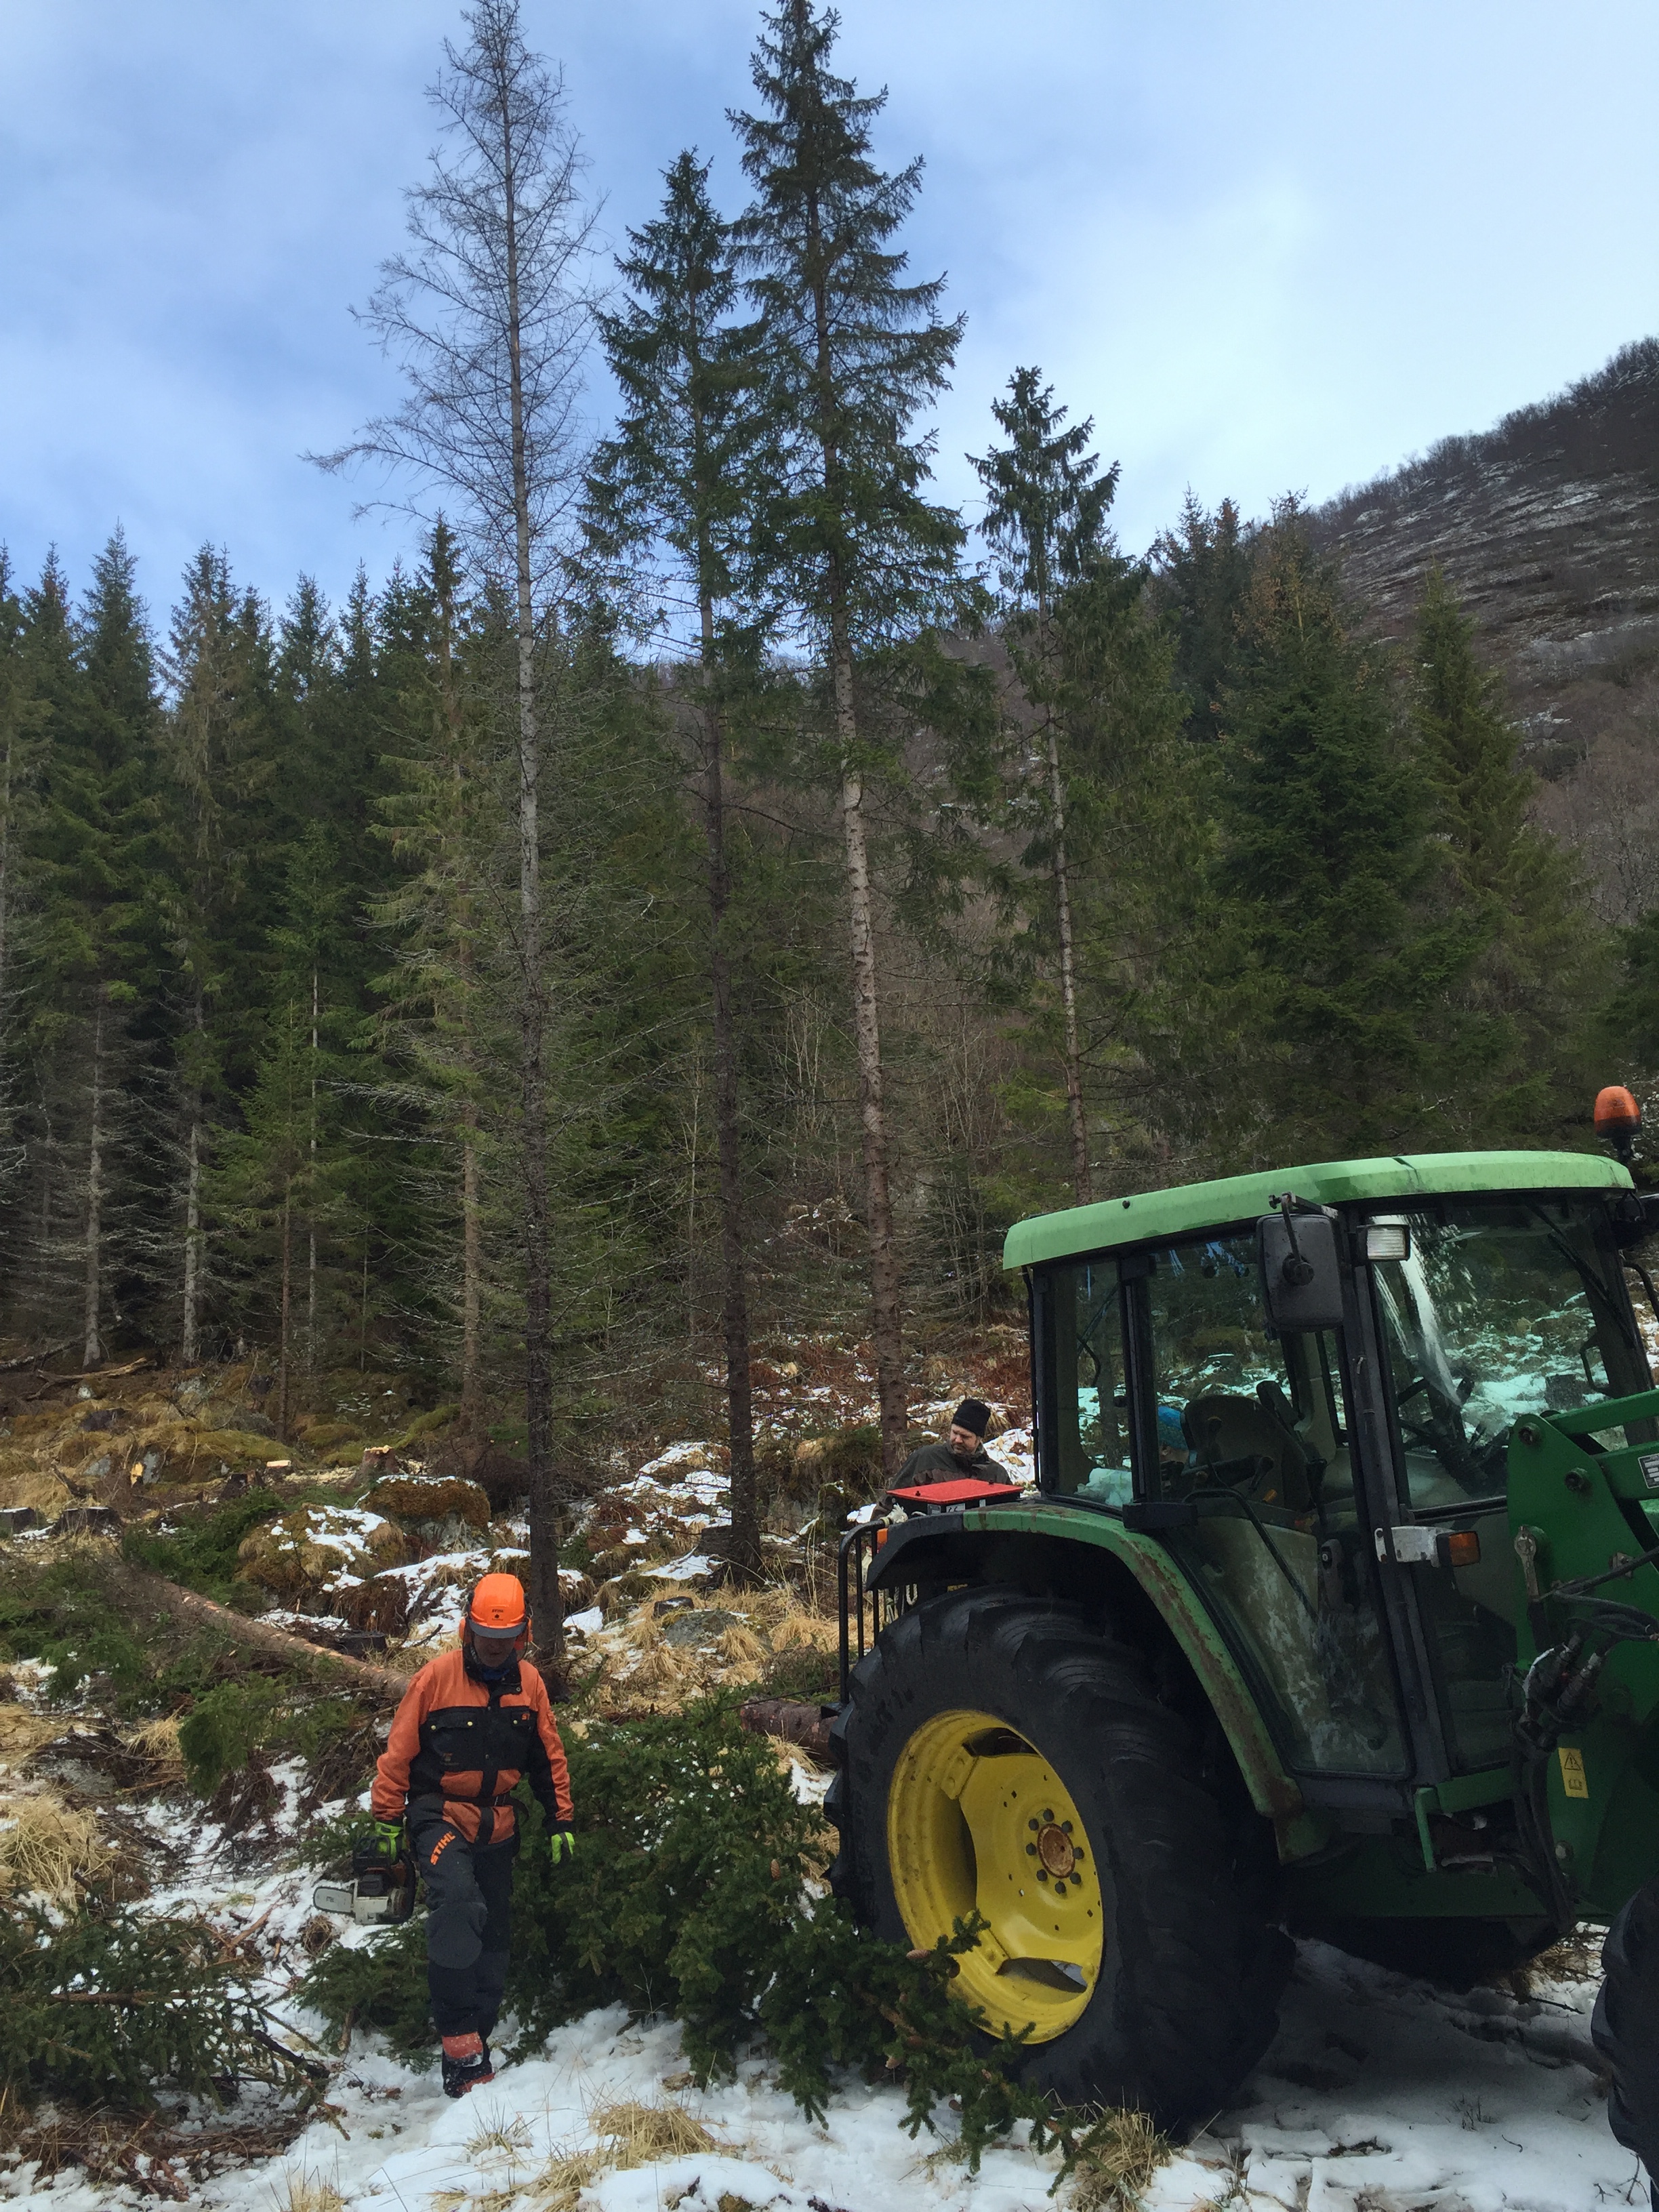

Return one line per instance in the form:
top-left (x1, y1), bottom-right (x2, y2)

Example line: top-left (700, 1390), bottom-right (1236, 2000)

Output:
top-left (3, 0), bottom-right (1656, 610)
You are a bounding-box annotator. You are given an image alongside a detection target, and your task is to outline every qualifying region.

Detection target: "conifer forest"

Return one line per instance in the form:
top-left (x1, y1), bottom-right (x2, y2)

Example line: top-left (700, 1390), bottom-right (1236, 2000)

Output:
top-left (2, 0), bottom-right (1654, 1646)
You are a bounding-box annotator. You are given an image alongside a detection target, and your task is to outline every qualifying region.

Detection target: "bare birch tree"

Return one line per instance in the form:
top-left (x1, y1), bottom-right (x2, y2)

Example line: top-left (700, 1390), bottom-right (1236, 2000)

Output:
top-left (315, 1), bottom-right (597, 1656)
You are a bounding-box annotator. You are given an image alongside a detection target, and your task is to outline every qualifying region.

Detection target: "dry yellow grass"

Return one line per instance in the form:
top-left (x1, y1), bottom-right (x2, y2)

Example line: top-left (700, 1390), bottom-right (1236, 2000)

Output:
top-left (527, 2149), bottom-right (601, 2210)
top-left (0, 1467), bottom-right (73, 1519)
top-left (590, 2097), bottom-right (721, 2164)
top-left (621, 1603), bottom-right (665, 1652)
top-left (766, 1605), bottom-right (837, 1654)
top-left (718, 1622), bottom-right (767, 1666)
top-left (628, 1643), bottom-right (694, 1696)
top-left (276, 2172), bottom-right (346, 2212)
top-left (0, 1796), bottom-right (115, 1897)
top-left (1064, 2110), bottom-right (1170, 2212)
top-left (125, 1715), bottom-right (186, 1785)
top-left (529, 2094), bottom-right (730, 2207)
top-left (0, 1707), bottom-right (62, 1765)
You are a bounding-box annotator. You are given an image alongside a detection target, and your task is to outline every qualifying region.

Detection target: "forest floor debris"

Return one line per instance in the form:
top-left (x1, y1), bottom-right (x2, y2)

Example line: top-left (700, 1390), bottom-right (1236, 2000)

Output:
top-left (4, 1346), bottom-right (1639, 2208)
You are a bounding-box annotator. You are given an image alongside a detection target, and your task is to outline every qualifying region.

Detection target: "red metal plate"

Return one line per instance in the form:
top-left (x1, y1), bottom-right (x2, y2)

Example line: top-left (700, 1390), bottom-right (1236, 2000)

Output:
top-left (886, 1478), bottom-right (1025, 1506)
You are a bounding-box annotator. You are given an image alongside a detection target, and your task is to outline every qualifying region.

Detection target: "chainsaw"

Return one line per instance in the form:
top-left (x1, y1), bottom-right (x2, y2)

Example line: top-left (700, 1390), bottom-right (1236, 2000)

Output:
top-left (312, 1828), bottom-right (416, 1925)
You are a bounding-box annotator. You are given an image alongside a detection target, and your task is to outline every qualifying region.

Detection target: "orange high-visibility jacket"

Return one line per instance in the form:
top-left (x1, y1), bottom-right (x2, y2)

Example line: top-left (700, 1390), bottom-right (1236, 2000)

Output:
top-left (371, 1646), bottom-right (573, 1845)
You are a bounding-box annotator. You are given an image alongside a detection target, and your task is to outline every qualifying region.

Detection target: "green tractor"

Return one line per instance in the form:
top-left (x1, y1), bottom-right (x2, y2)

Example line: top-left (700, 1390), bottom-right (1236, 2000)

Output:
top-left (828, 1132), bottom-right (1659, 2175)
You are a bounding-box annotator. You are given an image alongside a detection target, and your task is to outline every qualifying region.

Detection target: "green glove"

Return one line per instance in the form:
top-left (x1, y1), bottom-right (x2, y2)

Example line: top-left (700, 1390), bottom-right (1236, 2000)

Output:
top-left (548, 1827), bottom-right (577, 1866)
top-left (371, 1818), bottom-right (407, 1859)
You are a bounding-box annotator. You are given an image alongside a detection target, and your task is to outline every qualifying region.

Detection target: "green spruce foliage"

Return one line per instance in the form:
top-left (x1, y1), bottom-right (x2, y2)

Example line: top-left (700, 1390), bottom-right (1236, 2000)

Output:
top-left (1410, 565), bottom-right (1605, 1139)
top-left (1210, 515), bottom-right (1483, 1159)
top-left (0, 1896), bottom-right (322, 2112)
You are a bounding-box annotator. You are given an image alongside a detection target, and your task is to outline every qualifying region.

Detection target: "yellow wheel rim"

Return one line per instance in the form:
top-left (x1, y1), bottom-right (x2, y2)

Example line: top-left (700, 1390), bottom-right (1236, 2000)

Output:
top-left (886, 1708), bottom-right (1103, 2041)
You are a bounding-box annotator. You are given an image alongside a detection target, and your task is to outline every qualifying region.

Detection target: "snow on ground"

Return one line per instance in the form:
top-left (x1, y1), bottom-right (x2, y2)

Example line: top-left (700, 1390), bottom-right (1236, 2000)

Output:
top-left (5, 1823), bottom-right (1640, 2212)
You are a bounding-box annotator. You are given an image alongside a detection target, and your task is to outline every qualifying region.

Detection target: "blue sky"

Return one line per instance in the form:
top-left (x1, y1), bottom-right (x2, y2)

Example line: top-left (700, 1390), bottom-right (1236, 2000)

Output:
top-left (5, 0), bottom-right (1657, 625)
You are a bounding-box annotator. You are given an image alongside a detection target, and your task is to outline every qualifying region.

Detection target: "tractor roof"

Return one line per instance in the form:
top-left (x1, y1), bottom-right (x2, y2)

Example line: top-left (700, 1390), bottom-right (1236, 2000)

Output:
top-left (1002, 1149), bottom-right (1632, 1271)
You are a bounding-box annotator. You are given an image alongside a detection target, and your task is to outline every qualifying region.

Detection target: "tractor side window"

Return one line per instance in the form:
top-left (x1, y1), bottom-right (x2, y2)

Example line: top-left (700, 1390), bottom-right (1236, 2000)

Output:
top-left (1041, 1261), bottom-right (1132, 1504)
top-left (1144, 1234), bottom-right (1406, 1777)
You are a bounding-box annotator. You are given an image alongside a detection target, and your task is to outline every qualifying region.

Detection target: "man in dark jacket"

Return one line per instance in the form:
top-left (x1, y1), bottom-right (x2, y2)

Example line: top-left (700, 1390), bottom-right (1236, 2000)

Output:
top-left (894, 1399), bottom-right (1012, 1488)
top-left (371, 1572), bottom-right (573, 2097)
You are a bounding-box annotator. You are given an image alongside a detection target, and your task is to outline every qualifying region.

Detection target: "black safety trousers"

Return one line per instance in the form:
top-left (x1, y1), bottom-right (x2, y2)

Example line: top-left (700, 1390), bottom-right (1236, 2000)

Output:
top-left (412, 1814), bottom-right (516, 2040)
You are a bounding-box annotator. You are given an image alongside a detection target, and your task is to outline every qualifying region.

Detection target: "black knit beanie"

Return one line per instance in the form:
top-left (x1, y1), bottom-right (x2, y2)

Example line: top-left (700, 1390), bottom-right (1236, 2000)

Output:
top-left (952, 1399), bottom-right (991, 1438)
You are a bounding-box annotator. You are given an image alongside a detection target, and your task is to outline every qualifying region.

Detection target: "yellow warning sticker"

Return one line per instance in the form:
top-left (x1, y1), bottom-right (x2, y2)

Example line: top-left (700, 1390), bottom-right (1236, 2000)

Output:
top-left (1559, 1746), bottom-right (1589, 1799)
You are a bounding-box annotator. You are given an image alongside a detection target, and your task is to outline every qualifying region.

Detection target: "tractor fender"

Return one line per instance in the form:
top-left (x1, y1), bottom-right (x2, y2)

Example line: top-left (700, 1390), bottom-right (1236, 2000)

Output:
top-left (863, 1502), bottom-right (1325, 1860)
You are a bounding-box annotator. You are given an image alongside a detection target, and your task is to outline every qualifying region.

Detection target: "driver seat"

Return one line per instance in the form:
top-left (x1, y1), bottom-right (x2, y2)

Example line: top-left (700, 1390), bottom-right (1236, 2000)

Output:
top-left (1183, 1393), bottom-right (1312, 1511)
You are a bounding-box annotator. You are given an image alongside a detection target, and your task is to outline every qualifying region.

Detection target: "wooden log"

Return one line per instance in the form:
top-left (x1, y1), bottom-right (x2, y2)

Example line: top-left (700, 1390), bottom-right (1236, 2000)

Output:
top-left (119, 1566), bottom-right (413, 1699)
top-left (739, 1695), bottom-right (835, 1762)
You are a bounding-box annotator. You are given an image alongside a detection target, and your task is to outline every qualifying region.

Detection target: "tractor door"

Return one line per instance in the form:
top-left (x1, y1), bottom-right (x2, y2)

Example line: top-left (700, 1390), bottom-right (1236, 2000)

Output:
top-left (1134, 1233), bottom-right (1408, 1777)
top-left (1366, 1195), bottom-right (1655, 1773)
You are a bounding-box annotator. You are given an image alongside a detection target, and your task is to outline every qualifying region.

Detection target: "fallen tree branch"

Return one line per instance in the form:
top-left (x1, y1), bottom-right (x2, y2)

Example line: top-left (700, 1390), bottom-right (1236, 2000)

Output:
top-left (119, 1567), bottom-right (411, 1698)
top-left (28, 1355), bottom-right (153, 1399)
top-left (0, 1337), bottom-right (77, 1374)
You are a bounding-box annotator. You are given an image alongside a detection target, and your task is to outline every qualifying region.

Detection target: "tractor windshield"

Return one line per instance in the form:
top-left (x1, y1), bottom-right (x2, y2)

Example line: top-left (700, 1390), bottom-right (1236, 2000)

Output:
top-left (1371, 1197), bottom-right (1652, 1512)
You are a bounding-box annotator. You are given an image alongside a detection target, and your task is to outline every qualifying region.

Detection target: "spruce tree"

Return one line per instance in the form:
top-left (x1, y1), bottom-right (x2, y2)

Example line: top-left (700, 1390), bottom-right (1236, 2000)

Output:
top-left (1151, 493), bottom-right (1251, 740)
top-left (590, 150), bottom-right (772, 1574)
top-left (373, 523), bottom-right (505, 1434)
top-left (0, 552), bottom-right (49, 1223)
top-left (731, 0), bottom-right (967, 1473)
top-left (1216, 516), bottom-right (1480, 1156)
top-left (1410, 564), bottom-right (1604, 1136)
top-left (155, 548), bottom-right (271, 1361)
top-left (34, 532), bottom-right (161, 1362)
top-left (970, 367), bottom-right (1120, 1200)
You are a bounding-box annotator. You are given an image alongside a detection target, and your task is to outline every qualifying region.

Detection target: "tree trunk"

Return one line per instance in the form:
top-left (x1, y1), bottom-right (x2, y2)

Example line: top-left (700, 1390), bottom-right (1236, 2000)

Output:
top-left (0, 719), bottom-right (15, 1021)
top-left (121, 1565), bottom-right (411, 1698)
top-left (436, 551), bottom-right (485, 1439)
top-left (182, 1105), bottom-right (203, 1366)
top-left (500, 89), bottom-right (560, 1660)
top-left (307, 966), bottom-right (319, 1385)
top-left (703, 679), bottom-right (758, 1576)
top-left (460, 1106), bottom-right (483, 1431)
top-left (277, 1177), bottom-right (292, 1441)
top-left (1045, 717), bottom-right (1091, 1204)
top-left (832, 657), bottom-right (907, 1477)
top-left (82, 985), bottom-right (106, 1368)
top-left (804, 176), bottom-right (907, 1479)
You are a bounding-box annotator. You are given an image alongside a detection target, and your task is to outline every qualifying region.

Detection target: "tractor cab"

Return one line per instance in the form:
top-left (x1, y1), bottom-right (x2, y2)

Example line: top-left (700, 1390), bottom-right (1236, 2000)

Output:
top-left (1015, 1149), bottom-right (1659, 1886)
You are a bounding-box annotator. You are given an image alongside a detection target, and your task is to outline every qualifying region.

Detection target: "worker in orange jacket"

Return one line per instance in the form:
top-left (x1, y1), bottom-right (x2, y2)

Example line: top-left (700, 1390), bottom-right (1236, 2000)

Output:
top-left (371, 1572), bottom-right (574, 2097)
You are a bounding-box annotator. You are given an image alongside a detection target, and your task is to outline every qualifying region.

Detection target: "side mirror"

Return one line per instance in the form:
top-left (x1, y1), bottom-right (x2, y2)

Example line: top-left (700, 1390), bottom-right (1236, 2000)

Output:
top-left (1610, 1191), bottom-right (1659, 1250)
top-left (1257, 1206), bottom-right (1345, 1333)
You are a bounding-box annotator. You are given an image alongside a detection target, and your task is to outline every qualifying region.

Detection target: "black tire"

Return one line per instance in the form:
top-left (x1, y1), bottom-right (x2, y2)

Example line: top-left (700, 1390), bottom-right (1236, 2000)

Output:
top-left (826, 1586), bottom-right (1290, 2131)
top-left (1594, 1875), bottom-right (1659, 2191)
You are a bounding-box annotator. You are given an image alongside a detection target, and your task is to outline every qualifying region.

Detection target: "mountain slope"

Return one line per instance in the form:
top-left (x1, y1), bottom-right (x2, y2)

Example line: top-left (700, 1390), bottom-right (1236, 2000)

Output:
top-left (1315, 338), bottom-right (1659, 921)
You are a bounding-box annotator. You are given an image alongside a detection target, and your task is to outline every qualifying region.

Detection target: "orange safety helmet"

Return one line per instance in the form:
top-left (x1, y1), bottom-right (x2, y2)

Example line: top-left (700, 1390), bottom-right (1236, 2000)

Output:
top-left (465, 1572), bottom-right (529, 1652)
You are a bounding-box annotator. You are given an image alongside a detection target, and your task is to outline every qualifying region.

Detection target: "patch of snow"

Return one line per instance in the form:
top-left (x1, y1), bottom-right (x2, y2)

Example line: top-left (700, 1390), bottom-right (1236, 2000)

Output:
top-left (647, 1552), bottom-right (719, 1582)
top-left (565, 1606), bottom-right (604, 1635)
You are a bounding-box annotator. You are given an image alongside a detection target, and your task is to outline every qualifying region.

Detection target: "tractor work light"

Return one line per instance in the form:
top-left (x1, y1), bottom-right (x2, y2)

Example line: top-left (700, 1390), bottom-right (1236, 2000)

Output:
top-left (1366, 1221), bottom-right (1411, 1262)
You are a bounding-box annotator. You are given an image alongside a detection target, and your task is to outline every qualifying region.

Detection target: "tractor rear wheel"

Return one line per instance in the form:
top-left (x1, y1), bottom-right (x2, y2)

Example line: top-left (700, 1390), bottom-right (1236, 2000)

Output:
top-left (826, 1585), bottom-right (1290, 2131)
top-left (1593, 1874), bottom-right (1659, 2202)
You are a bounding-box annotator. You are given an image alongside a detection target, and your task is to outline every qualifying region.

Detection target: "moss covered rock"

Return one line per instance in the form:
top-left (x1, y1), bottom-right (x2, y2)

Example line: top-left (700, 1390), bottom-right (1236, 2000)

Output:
top-left (235, 1504), bottom-right (408, 1604)
top-left (362, 1474), bottom-right (491, 1557)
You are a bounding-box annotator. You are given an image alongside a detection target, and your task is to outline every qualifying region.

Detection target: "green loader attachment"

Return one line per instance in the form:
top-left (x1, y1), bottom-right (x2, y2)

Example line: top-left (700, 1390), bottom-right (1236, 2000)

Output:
top-left (827, 1134), bottom-right (1659, 2173)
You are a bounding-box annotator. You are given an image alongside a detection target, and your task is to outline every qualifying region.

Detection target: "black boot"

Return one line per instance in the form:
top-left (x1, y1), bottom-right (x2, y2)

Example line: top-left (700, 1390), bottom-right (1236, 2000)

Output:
top-left (440, 2034), bottom-right (494, 2097)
